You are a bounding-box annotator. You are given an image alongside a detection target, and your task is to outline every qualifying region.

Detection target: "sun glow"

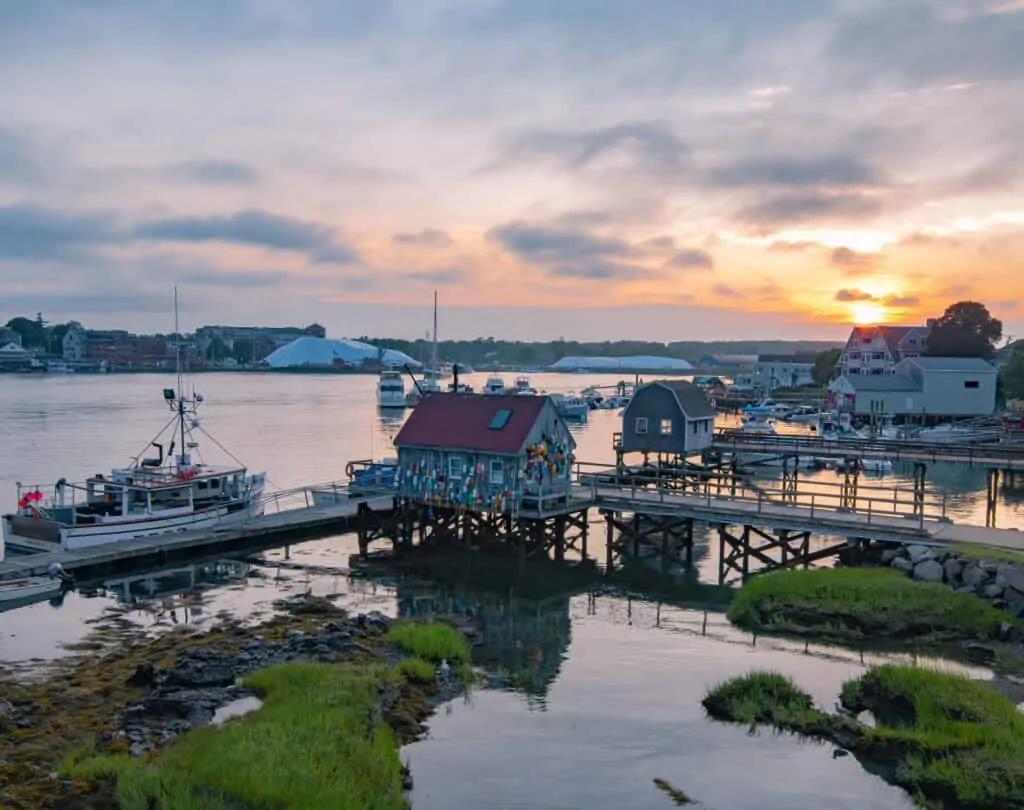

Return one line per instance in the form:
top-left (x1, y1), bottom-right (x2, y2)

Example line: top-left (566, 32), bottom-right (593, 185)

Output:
top-left (849, 302), bottom-right (889, 324)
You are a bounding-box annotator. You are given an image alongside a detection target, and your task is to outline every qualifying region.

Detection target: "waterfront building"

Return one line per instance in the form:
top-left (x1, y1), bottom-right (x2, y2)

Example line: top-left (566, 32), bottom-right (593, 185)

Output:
top-left (393, 393), bottom-right (576, 515)
top-left (195, 323), bottom-right (326, 362)
top-left (0, 328), bottom-right (23, 348)
top-left (619, 380), bottom-right (716, 457)
top-left (0, 341), bottom-right (31, 371)
top-left (263, 336), bottom-right (418, 369)
top-left (548, 355), bottom-right (693, 372)
top-left (829, 356), bottom-right (997, 417)
top-left (837, 323), bottom-right (933, 376)
top-left (750, 353), bottom-right (817, 392)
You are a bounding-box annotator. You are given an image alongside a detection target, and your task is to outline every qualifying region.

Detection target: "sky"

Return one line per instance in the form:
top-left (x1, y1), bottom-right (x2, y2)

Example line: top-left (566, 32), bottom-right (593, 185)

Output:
top-left (1, 0), bottom-right (1022, 343)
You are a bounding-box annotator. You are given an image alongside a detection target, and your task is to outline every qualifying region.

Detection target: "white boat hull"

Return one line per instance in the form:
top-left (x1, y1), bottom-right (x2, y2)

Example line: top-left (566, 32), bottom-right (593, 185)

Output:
top-left (0, 577), bottom-right (63, 606)
top-left (2, 496), bottom-right (265, 554)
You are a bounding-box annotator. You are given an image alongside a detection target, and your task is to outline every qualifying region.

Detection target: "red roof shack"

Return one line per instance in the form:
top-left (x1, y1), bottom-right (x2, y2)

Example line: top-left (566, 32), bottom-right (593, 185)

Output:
top-left (393, 393), bottom-right (576, 513)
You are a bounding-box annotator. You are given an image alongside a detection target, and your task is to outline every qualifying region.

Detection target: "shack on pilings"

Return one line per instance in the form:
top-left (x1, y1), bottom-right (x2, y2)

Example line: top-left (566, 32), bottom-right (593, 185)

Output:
top-left (617, 380), bottom-right (716, 465)
top-left (393, 393), bottom-right (576, 516)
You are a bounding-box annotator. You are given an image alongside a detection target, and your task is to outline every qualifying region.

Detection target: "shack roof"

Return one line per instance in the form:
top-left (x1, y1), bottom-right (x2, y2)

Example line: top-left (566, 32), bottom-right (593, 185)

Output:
top-left (394, 393), bottom-right (563, 455)
top-left (646, 380), bottom-right (716, 419)
top-left (841, 374), bottom-right (920, 392)
top-left (902, 356), bottom-right (997, 373)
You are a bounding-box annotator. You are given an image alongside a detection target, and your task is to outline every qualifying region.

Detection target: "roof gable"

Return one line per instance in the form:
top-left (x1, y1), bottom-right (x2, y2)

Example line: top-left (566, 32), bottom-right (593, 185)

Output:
top-left (649, 380), bottom-right (716, 419)
top-left (394, 394), bottom-right (572, 454)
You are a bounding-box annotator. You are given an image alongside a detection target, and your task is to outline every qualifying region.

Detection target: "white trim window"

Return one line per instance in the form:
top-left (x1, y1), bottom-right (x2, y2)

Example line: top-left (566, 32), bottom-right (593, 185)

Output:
top-left (635, 417), bottom-right (648, 434)
top-left (660, 418), bottom-right (672, 435)
top-left (448, 455), bottom-right (465, 479)
top-left (489, 459), bottom-right (504, 485)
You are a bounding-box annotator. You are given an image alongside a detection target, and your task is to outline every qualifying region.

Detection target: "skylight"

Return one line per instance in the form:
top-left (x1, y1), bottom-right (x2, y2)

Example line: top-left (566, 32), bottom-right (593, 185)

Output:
top-left (489, 409), bottom-right (512, 430)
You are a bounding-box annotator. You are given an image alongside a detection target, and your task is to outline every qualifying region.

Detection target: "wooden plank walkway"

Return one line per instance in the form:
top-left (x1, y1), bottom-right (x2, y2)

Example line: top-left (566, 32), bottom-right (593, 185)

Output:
top-left (576, 484), bottom-right (1024, 552)
top-left (0, 496), bottom-right (393, 582)
top-left (712, 433), bottom-right (1024, 468)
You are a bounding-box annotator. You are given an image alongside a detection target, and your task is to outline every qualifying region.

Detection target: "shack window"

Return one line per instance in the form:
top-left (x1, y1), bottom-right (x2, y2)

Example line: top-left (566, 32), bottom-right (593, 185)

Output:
top-left (964, 380), bottom-right (979, 389)
top-left (448, 456), bottom-right (465, 478)
top-left (692, 421), bottom-right (698, 435)
top-left (489, 459), bottom-right (504, 485)
top-left (635, 417), bottom-right (648, 434)
top-left (660, 419), bottom-right (672, 435)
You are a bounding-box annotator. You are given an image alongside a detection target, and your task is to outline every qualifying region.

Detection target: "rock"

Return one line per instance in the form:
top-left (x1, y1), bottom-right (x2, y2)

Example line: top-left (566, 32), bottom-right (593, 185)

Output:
top-left (962, 565), bottom-right (990, 589)
top-left (983, 583), bottom-right (1005, 599)
top-left (880, 548), bottom-right (901, 565)
top-left (1002, 566), bottom-right (1024, 594)
top-left (907, 545), bottom-right (934, 564)
top-left (963, 641), bottom-right (999, 663)
top-left (943, 557), bottom-right (965, 583)
top-left (912, 559), bottom-right (944, 583)
top-left (125, 662), bottom-right (156, 688)
top-left (0, 700), bottom-right (11, 719)
top-left (891, 557), bottom-right (914, 575)
top-left (999, 621), bottom-right (1015, 642)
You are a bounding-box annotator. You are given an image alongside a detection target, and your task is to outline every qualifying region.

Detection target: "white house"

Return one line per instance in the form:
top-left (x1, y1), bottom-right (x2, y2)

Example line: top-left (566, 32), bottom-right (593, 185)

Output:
top-left (62, 327), bottom-right (87, 362)
top-left (837, 323), bottom-right (932, 376)
top-left (829, 356), bottom-right (997, 417)
top-left (751, 353), bottom-right (816, 392)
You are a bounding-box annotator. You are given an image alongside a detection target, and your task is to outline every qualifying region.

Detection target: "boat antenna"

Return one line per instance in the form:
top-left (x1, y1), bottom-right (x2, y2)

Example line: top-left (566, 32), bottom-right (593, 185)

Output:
top-left (174, 285), bottom-right (186, 470)
top-left (431, 289), bottom-right (438, 377)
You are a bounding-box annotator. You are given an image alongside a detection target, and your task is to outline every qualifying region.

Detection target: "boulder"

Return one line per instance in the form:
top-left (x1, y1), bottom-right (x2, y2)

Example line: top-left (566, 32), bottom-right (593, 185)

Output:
top-left (125, 663), bottom-right (156, 688)
top-left (907, 545), bottom-right (934, 564)
top-left (892, 557), bottom-right (914, 575)
top-left (880, 548), bottom-right (902, 565)
top-left (999, 621), bottom-right (1015, 642)
top-left (1001, 566), bottom-right (1024, 594)
top-left (943, 557), bottom-right (965, 583)
top-left (962, 565), bottom-right (989, 589)
top-left (913, 559), bottom-right (945, 583)
top-left (982, 583), bottom-right (1005, 600)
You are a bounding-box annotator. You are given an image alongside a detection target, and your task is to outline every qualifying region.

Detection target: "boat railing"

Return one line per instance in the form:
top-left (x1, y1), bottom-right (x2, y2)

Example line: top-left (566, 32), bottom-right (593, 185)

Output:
top-left (252, 477), bottom-right (396, 516)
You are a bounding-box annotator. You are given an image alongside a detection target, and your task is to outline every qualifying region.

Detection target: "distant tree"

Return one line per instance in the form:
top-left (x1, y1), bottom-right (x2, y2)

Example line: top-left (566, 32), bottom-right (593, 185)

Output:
top-left (1002, 344), bottom-right (1024, 402)
top-left (926, 301), bottom-right (1002, 359)
top-left (4, 316), bottom-right (46, 348)
top-left (811, 347), bottom-right (842, 386)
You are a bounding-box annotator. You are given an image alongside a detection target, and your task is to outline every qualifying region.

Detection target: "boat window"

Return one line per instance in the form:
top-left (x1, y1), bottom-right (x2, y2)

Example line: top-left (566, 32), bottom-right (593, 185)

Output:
top-left (489, 409), bottom-right (512, 430)
top-left (964, 380), bottom-right (979, 389)
top-left (489, 459), bottom-right (504, 485)
top-left (635, 417), bottom-right (648, 434)
top-left (660, 419), bottom-right (672, 435)
top-left (448, 456), bottom-right (465, 479)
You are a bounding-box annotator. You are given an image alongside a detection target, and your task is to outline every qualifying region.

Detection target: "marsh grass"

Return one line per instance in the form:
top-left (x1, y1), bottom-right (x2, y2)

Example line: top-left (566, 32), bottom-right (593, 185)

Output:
top-left (64, 662), bottom-right (408, 810)
top-left (727, 567), bottom-right (1013, 642)
top-left (386, 620), bottom-right (470, 663)
top-left (948, 543), bottom-right (1024, 565)
top-left (705, 665), bottom-right (1024, 810)
top-left (395, 656), bottom-right (436, 684)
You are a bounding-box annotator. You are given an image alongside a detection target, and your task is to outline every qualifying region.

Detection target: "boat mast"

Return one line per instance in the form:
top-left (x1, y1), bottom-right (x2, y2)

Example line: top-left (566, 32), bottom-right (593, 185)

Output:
top-left (175, 285), bottom-right (186, 469)
top-left (431, 289), bottom-right (438, 375)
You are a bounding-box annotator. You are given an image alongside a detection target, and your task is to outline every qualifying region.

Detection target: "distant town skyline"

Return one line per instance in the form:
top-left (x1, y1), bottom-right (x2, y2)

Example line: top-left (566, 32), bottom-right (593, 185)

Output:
top-left (1, 2), bottom-right (1022, 341)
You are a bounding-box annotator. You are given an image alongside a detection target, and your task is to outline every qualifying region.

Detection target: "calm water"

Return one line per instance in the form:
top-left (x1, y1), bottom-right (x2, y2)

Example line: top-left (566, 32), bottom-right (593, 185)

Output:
top-left (0, 372), bottom-right (1012, 809)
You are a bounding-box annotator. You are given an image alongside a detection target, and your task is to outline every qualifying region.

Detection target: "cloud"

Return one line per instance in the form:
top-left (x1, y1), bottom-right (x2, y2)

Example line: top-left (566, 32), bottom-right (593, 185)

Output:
top-left (493, 122), bottom-right (690, 179)
top-left (134, 210), bottom-right (361, 264)
top-left (749, 85), bottom-right (792, 99)
top-left (486, 220), bottom-right (648, 280)
top-left (767, 240), bottom-right (821, 252)
top-left (831, 246), bottom-right (878, 267)
top-left (712, 283), bottom-right (744, 299)
top-left (165, 160), bottom-right (259, 186)
top-left (392, 228), bottom-right (454, 248)
top-left (0, 203), bottom-right (120, 260)
top-left (882, 294), bottom-right (919, 307)
top-left (710, 155), bottom-right (884, 188)
top-left (0, 129), bottom-right (49, 183)
top-left (403, 267), bottom-right (465, 284)
top-left (735, 193), bottom-right (885, 227)
top-left (664, 248), bottom-right (714, 270)
top-left (834, 288), bottom-right (875, 302)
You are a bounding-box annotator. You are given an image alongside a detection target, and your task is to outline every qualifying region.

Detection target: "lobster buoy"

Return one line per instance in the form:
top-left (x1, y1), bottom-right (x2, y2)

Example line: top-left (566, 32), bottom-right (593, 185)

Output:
top-left (345, 462), bottom-right (356, 478)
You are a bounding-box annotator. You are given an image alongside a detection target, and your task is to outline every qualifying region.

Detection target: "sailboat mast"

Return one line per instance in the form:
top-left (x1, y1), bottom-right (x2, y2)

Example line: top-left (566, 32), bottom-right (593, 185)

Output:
top-left (174, 286), bottom-right (186, 467)
top-left (431, 290), bottom-right (438, 373)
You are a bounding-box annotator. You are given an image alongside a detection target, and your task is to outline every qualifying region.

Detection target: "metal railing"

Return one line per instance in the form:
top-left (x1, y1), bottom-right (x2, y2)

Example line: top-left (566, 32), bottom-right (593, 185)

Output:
top-left (250, 479), bottom-right (395, 516)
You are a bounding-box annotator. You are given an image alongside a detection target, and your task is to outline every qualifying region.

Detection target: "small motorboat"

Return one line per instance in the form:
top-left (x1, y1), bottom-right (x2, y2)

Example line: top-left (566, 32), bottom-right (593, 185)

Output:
top-left (0, 569), bottom-right (68, 607)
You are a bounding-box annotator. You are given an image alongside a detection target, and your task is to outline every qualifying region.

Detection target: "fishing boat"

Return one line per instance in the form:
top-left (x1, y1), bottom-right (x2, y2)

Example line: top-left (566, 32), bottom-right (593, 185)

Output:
top-left (483, 376), bottom-right (507, 395)
top-left (377, 368), bottom-right (406, 408)
top-left (1, 290), bottom-right (267, 554)
top-left (550, 393), bottom-right (589, 420)
top-left (783, 404), bottom-right (826, 424)
top-left (513, 375), bottom-right (537, 395)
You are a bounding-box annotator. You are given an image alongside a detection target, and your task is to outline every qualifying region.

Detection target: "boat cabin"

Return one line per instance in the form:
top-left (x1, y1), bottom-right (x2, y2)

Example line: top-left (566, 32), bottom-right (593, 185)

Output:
top-left (618, 380), bottom-right (716, 457)
top-left (393, 393), bottom-right (576, 515)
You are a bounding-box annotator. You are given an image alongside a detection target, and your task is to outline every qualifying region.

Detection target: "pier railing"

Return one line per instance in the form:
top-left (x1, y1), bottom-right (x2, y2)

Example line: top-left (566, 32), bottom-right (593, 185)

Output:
top-left (250, 479), bottom-right (394, 516)
top-left (573, 461), bottom-right (948, 530)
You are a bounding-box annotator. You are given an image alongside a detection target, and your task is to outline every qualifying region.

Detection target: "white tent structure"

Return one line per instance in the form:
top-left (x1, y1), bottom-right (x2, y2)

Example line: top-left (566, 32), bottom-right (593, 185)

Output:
top-left (549, 355), bottom-right (694, 372)
top-left (263, 337), bottom-right (420, 369)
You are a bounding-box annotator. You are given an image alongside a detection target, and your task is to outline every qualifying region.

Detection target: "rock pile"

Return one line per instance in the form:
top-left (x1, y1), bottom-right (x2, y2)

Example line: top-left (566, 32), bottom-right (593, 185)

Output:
top-left (114, 606), bottom-right (392, 756)
top-left (883, 544), bottom-right (1024, 618)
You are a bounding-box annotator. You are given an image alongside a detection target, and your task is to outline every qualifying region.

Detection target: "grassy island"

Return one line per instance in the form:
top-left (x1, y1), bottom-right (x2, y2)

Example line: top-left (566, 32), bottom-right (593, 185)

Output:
top-left (727, 567), bottom-right (1014, 643)
top-left (703, 665), bottom-right (1024, 810)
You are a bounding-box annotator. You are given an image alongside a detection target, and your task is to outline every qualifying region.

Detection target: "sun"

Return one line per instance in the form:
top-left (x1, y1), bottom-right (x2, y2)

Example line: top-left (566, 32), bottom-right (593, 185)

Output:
top-left (850, 302), bottom-right (888, 325)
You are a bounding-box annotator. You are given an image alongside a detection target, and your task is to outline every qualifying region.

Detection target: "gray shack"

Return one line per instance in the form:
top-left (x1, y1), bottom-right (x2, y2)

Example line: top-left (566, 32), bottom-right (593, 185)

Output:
top-left (618, 380), bottom-right (716, 457)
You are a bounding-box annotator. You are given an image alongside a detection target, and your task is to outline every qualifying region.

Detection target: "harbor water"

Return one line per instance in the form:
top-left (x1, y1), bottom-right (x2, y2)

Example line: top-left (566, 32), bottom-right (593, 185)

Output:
top-left (0, 372), bottom-right (1015, 809)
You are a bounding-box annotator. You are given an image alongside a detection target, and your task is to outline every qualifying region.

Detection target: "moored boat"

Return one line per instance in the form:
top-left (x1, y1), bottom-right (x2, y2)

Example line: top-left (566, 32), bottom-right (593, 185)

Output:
top-left (0, 576), bottom-right (64, 607)
top-left (377, 368), bottom-right (406, 408)
top-left (2, 291), bottom-right (267, 554)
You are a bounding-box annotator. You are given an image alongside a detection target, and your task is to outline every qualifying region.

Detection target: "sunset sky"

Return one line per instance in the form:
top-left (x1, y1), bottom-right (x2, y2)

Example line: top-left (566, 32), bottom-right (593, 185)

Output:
top-left (1, 1), bottom-right (1022, 342)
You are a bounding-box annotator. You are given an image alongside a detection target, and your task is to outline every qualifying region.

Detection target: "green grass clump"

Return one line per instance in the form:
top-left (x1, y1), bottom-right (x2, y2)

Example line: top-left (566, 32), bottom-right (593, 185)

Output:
top-left (395, 656), bottom-right (436, 684)
top-left (727, 567), bottom-right (1013, 642)
top-left (63, 662), bottom-right (407, 810)
top-left (386, 620), bottom-right (470, 663)
top-left (948, 543), bottom-right (1024, 565)
top-left (843, 665), bottom-right (1024, 808)
top-left (702, 670), bottom-right (823, 726)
